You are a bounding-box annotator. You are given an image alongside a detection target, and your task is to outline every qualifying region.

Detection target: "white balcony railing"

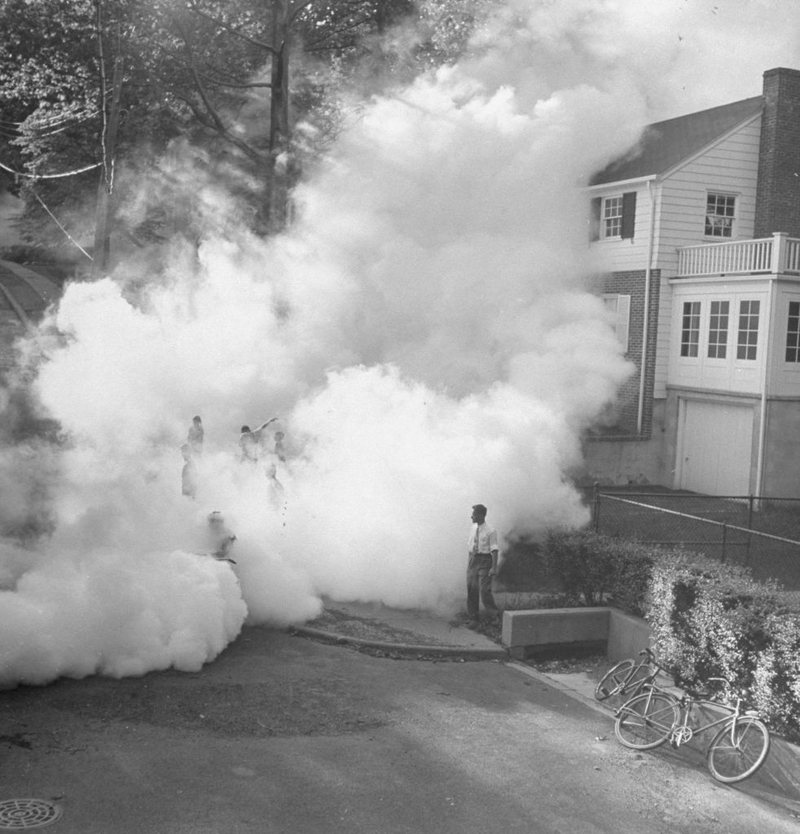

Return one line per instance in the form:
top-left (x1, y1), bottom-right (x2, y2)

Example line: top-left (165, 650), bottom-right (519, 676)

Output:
top-left (677, 232), bottom-right (800, 278)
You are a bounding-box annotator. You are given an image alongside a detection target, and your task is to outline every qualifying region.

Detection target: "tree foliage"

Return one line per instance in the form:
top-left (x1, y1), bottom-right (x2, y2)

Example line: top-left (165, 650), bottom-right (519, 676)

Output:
top-left (0, 0), bottom-right (489, 259)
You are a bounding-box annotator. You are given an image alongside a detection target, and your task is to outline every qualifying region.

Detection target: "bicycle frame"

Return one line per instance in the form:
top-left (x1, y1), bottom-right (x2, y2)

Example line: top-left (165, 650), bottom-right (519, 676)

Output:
top-left (597, 647), bottom-right (667, 703)
top-left (670, 693), bottom-right (748, 748)
top-left (623, 663), bottom-right (656, 700)
top-left (613, 679), bottom-right (671, 717)
top-left (613, 675), bottom-right (771, 783)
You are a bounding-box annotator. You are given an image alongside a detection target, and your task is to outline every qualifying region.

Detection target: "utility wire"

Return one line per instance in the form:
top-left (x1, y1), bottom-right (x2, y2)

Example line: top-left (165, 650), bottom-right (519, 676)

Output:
top-left (30, 188), bottom-right (93, 261)
top-left (0, 159), bottom-right (102, 179)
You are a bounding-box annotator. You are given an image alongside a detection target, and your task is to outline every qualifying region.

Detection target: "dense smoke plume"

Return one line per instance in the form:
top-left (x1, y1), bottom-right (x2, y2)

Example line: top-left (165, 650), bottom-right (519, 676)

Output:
top-left (1, 0), bottom-right (799, 686)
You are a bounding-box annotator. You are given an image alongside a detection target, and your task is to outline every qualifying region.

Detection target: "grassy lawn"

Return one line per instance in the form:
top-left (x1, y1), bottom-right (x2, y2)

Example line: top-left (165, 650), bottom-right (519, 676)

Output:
top-left (592, 488), bottom-right (800, 591)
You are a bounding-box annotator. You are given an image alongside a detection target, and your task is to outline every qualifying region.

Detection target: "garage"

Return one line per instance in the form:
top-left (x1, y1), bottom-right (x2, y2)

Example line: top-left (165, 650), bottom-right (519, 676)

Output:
top-left (675, 398), bottom-right (755, 495)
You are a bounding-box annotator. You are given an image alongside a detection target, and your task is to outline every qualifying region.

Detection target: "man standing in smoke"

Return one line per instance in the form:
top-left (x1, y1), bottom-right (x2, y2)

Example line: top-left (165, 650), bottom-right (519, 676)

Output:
top-left (466, 504), bottom-right (500, 629)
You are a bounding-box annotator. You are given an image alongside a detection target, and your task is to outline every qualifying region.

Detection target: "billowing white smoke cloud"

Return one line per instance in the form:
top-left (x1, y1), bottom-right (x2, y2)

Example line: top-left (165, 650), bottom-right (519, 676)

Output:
top-left (3, 0), bottom-right (798, 686)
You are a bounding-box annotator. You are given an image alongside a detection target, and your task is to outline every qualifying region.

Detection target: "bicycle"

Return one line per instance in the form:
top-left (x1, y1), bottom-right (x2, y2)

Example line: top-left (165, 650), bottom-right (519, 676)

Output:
top-left (614, 677), bottom-right (771, 783)
top-left (594, 647), bottom-right (669, 702)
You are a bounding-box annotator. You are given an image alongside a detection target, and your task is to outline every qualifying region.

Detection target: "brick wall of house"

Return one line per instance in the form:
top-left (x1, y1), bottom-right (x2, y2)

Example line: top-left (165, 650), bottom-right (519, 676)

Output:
top-left (755, 67), bottom-right (800, 238)
top-left (599, 269), bottom-right (661, 437)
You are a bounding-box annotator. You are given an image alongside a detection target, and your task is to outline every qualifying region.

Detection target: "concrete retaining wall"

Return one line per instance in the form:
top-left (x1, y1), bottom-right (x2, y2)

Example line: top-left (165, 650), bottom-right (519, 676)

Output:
top-left (607, 608), bottom-right (651, 663)
top-left (501, 607), bottom-right (610, 659)
top-left (501, 606), bottom-right (651, 661)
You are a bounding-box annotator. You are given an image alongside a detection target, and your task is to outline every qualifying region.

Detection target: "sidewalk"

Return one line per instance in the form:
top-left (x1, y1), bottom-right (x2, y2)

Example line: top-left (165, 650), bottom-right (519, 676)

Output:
top-left (294, 599), bottom-right (603, 702)
top-left (292, 599), bottom-right (508, 660)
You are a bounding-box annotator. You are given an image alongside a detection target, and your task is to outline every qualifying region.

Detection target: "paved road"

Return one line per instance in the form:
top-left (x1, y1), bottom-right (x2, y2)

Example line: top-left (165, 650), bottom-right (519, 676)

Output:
top-left (0, 625), bottom-right (797, 834)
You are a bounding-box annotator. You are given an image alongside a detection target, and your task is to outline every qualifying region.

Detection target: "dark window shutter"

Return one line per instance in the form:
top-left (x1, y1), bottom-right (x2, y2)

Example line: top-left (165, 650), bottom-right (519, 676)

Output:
top-left (590, 197), bottom-right (602, 242)
top-left (621, 191), bottom-right (636, 239)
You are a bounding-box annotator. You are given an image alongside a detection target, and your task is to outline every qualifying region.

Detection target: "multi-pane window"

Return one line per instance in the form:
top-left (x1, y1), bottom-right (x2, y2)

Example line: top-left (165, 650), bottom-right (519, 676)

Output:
top-left (590, 193), bottom-right (636, 240)
top-left (681, 301), bottom-right (701, 357)
top-left (786, 301), bottom-right (800, 362)
top-left (603, 196), bottom-right (623, 238)
top-left (705, 193), bottom-right (736, 237)
top-left (737, 300), bottom-right (760, 360)
top-left (708, 300), bottom-right (729, 359)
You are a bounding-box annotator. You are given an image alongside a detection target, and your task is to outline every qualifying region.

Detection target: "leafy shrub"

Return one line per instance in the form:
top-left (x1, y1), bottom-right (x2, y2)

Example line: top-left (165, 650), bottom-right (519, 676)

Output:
top-left (542, 530), bottom-right (657, 617)
top-left (648, 551), bottom-right (800, 741)
top-left (496, 538), bottom-right (563, 594)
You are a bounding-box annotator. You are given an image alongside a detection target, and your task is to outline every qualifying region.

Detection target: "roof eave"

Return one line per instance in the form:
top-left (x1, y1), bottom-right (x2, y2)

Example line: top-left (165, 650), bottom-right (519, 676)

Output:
top-left (586, 174), bottom-right (658, 192)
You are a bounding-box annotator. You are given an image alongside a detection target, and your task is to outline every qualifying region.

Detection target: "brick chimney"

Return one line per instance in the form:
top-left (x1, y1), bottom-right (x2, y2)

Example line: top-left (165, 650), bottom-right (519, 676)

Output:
top-left (754, 67), bottom-right (800, 238)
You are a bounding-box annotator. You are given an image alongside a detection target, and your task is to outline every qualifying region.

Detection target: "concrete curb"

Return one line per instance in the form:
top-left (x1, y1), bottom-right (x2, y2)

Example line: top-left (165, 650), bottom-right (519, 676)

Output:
top-left (288, 625), bottom-right (509, 661)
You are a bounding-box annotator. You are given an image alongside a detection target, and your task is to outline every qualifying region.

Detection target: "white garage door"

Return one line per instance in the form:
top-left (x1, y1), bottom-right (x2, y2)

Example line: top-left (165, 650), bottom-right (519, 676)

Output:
top-left (677, 399), bottom-right (754, 495)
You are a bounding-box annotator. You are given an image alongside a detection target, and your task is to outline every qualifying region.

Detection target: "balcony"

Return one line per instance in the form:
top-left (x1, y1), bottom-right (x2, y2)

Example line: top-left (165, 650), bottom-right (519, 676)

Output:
top-left (677, 232), bottom-right (800, 278)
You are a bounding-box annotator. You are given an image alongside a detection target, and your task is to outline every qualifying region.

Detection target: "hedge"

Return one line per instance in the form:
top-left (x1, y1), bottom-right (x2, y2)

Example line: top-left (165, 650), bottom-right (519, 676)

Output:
top-left (541, 530), bottom-right (800, 741)
top-left (542, 530), bottom-right (657, 617)
top-left (648, 552), bottom-right (800, 742)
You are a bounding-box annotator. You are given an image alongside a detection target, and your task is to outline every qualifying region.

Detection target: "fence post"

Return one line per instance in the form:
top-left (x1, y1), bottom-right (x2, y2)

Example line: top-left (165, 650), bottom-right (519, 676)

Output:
top-left (593, 482), bottom-right (600, 533)
top-left (720, 523), bottom-right (727, 563)
top-left (746, 495), bottom-right (754, 566)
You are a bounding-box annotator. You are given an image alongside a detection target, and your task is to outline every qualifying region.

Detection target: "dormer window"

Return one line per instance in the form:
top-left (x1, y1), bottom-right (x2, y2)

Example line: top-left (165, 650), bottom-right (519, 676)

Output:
top-left (705, 193), bottom-right (736, 237)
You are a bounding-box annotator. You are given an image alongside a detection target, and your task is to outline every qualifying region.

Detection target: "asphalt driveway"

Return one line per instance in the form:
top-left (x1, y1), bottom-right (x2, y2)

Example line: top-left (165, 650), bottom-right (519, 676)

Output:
top-left (1, 625), bottom-right (798, 834)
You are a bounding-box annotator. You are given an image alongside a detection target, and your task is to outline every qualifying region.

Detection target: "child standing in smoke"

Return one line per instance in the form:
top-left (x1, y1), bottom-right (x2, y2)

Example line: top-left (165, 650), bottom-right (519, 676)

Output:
top-left (180, 443), bottom-right (197, 499)
top-left (273, 431), bottom-right (286, 462)
top-left (238, 418), bottom-right (278, 464)
top-left (266, 461), bottom-right (286, 509)
top-left (187, 415), bottom-right (204, 457)
top-left (206, 511), bottom-right (237, 563)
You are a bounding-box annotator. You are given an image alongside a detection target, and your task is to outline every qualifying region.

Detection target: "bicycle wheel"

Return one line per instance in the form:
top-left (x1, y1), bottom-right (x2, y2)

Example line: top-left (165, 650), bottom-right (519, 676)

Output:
top-left (706, 717), bottom-right (770, 783)
top-left (614, 691), bottom-right (680, 750)
top-left (595, 659), bottom-right (635, 701)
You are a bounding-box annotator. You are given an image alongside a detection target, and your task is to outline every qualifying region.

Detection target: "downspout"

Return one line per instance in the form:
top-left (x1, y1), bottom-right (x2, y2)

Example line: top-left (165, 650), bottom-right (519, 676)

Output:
top-left (637, 180), bottom-right (657, 434)
top-left (755, 275), bottom-right (776, 498)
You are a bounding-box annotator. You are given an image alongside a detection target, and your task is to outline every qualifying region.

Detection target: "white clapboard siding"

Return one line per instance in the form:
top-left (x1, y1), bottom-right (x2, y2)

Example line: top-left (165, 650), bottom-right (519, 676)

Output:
top-left (655, 115), bottom-right (761, 272)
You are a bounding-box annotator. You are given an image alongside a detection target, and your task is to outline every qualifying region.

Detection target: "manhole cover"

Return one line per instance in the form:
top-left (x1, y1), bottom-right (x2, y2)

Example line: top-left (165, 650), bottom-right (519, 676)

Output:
top-left (0, 799), bottom-right (62, 829)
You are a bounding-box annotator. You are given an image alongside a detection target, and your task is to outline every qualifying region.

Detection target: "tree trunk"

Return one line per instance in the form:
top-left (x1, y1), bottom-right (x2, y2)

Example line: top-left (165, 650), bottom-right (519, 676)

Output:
top-left (92, 27), bottom-right (124, 277)
top-left (263, 0), bottom-right (291, 235)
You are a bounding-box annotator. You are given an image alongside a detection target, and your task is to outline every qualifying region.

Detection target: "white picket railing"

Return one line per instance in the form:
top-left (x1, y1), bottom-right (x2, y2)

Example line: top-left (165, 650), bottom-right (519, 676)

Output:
top-left (677, 233), bottom-right (800, 277)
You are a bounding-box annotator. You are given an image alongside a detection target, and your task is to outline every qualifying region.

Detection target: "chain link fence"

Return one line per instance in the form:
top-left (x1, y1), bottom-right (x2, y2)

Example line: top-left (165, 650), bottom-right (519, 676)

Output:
top-left (589, 488), bottom-right (800, 591)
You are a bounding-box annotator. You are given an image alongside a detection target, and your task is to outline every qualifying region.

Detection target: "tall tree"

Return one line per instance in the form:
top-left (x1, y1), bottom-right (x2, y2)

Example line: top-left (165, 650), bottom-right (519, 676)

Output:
top-left (0, 0), bottom-right (485, 259)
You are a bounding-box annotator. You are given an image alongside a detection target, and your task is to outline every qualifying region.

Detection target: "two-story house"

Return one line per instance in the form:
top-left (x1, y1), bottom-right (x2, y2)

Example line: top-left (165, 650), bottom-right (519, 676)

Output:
top-left (584, 67), bottom-right (800, 498)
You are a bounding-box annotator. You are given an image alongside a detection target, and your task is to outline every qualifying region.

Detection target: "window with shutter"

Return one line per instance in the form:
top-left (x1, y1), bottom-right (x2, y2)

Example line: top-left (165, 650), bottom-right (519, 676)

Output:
top-left (593, 192), bottom-right (636, 240)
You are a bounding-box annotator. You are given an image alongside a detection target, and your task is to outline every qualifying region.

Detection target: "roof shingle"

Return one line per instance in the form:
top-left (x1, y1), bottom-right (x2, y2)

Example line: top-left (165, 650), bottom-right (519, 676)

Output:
top-left (590, 95), bottom-right (764, 186)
